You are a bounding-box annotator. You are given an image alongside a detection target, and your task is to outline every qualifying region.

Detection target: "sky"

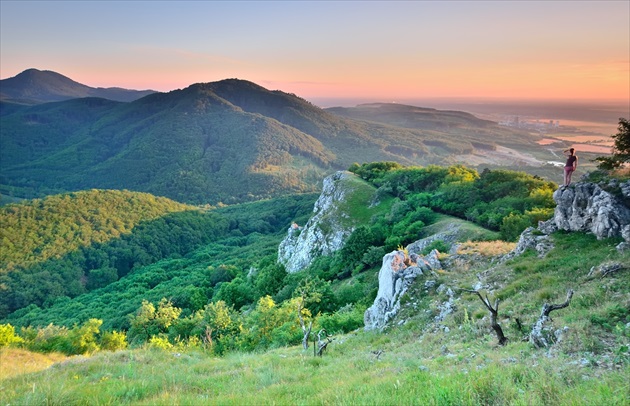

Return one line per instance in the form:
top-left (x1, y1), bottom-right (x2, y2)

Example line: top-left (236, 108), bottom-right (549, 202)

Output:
top-left (1, 1), bottom-right (629, 105)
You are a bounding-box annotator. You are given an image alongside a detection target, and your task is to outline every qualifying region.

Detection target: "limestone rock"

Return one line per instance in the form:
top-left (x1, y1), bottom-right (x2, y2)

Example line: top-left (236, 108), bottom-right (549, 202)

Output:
top-left (537, 219), bottom-right (558, 235)
top-left (506, 180), bottom-right (630, 261)
top-left (553, 181), bottom-right (630, 242)
top-left (364, 249), bottom-right (441, 331)
top-left (278, 171), bottom-right (357, 273)
top-left (503, 226), bottom-right (554, 260)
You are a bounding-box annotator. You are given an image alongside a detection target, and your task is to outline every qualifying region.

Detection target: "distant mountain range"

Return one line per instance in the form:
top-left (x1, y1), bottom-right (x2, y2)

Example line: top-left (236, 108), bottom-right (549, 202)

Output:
top-left (0, 68), bottom-right (156, 104)
top-left (0, 69), bottom-right (544, 204)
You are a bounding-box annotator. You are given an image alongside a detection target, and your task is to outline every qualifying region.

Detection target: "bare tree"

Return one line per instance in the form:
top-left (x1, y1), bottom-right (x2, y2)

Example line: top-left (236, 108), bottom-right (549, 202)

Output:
top-left (529, 289), bottom-right (574, 348)
top-left (297, 297), bottom-right (313, 350)
top-left (315, 329), bottom-right (333, 356)
top-left (462, 289), bottom-right (508, 346)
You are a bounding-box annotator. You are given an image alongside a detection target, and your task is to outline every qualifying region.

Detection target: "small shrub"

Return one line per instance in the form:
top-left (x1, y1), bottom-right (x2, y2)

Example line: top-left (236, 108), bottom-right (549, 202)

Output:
top-left (148, 335), bottom-right (173, 350)
top-left (0, 324), bottom-right (24, 347)
top-left (422, 240), bottom-right (451, 255)
top-left (100, 330), bottom-right (128, 351)
top-left (318, 304), bottom-right (365, 334)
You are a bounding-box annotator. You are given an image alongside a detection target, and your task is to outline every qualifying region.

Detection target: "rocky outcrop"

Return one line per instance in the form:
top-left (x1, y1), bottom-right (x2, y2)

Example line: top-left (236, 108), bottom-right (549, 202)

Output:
top-left (553, 181), bottom-right (630, 242)
top-left (505, 180), bottom-right (630, 259)
top-left (278, 171), bottom-right (358, 273)
top-left (364, 249), bottom-right (441, 331)
top-left (406, 223), bottom-right (462, 255)
top-left (503, 226), bottom-right (555, 261)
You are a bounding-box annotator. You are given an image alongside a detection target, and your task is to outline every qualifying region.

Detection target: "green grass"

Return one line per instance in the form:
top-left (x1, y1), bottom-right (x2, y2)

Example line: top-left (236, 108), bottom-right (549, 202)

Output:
top-left (337, 174), bottom-right (393, 227)
top-left (2, 337), bottom-right (627, 405)
top-left (2, 231), bottom-right (628, 405)
top-left (421, 214), bottom-right (502, 242)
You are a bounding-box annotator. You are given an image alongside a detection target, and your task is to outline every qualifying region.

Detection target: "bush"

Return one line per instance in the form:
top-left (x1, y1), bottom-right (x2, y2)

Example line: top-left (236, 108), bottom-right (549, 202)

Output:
top-left (65, 318), bottom-right (102, 355)
top-left (421, 240), bottom-right (451, 255)
top-left (318, 304), bottom-right (366, 334)
top-left (361, 246), bottom-right (386, 268)
top-left (148, 335), bottom-right (173, 350)
top-left (0, 323), bottom-right (24, 347)
top-left (100, 330), bottom-right (128, 351)
top-left (500, 213), bottom-right (532, 242)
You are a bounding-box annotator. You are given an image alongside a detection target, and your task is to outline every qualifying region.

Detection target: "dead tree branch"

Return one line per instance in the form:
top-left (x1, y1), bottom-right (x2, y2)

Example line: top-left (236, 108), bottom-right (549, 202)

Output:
top-left (529, 289), bottom-right (574, 348)
top-left (461, 289), bottom-right (508, 346)
top-left (586, 262), bottom-right (626, 279)
top-left (315, 328), bottom-right (333, 356)
top-left (372, 350), bottom-right (384, 360)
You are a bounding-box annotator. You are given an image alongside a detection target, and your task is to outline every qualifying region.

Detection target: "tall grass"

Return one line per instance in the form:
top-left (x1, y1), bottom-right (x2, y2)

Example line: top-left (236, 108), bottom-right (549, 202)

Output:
top-left (2, 232), bottom-right (628, 405)
top-left (2, 342), bottom-right (628, 405)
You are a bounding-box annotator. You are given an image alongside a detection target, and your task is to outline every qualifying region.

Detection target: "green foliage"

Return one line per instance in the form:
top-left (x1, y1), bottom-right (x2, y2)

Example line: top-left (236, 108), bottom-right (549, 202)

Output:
top-left (294, 276), bottom-right (337, 316)
top-left (0, 323), bottom-right (23, 347)
top-left (421, 240), bottom-right (451, 255)
top-left (336, 226), bottom-right (380, 275)
top-left (352, 163), bottom-right (554, 244)
top-left (500, 213), bottom-right (533, 241)
top-left (19, 318), bottom-right (104, 355)
top-left (348, 161), bottom-right (404, 184)
top-left (99, 330), bottom-right (127, 351)
top-left (0, 192), bottom-right (317, 321)
top-left (240, 296), bottom-right (303, 351)
top-left (0, 189), bottom-right (193, 270)
top-left (127, 299), bottom-right (182, 345)
top-left (214, 277), bottom-right (255, 310)
top-left (199, 300), bottom-right (241, 354)
top-left (254, 261), bottom-right (288, 298)
top-left (148, 335), bottom-right (173, 350)
top-left (318, 304), bottom-right (365, 334)
top-left (595, 118), bottom-right (630, 170)
top-left (65, 318), bottom-right (102, 355)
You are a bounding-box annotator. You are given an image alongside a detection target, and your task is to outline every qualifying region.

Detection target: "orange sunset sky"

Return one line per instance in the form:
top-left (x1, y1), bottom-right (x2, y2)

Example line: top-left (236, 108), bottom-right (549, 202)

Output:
top-left (1, 1), bottom-right (629, 104)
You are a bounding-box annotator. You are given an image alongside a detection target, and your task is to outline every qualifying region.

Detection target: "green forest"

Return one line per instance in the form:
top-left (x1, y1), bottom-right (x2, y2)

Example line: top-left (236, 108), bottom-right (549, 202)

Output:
top-left (1, 161), bottom-right (628, 405)
top-left (1, 164), bottom-right (561, 353)
top-left (0, 79), bottom-right (552, 206)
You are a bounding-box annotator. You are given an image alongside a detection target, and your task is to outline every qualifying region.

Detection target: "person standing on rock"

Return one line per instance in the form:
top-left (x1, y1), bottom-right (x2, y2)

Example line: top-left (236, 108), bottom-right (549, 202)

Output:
top-left (563, 148), bottom-right (578, 187)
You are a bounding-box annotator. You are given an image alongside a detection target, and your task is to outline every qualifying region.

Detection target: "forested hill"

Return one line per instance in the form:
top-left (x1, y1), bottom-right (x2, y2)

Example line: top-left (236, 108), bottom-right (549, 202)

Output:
top-left (0, 189), bottom-right (318, 320)
top-left (1, 77), bottom-right (543, 204)
top-left (0, 189), bottom-right (195, 271)
top-left (0, 68), bottom-right (156, 104)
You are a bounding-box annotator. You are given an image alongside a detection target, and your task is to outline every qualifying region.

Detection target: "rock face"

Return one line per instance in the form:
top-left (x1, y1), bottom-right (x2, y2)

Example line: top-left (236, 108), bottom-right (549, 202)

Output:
top-left (503, 226), bottom-right (555, 261)
top-left (553, 181), bottom-right (630, 242)
top-left (505, 180), bottom-right (630, 259)
top-left (364, 249), bottom-right (441, 331)
top-left (278, 171), bottom-right (357, 273)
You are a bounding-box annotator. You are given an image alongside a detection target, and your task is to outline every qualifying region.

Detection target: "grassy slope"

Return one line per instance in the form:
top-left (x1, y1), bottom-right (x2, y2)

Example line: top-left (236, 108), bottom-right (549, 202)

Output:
top-left (2, 228), bottom-right (628, 405)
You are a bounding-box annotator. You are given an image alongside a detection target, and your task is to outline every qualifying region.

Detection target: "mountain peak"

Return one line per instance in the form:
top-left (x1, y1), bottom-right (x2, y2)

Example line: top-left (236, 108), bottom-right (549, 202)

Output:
top-left (0, 68), bottom-right (156, 104)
